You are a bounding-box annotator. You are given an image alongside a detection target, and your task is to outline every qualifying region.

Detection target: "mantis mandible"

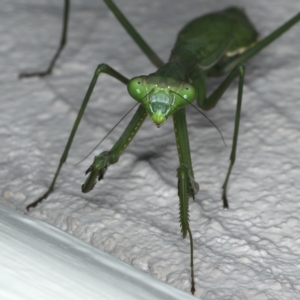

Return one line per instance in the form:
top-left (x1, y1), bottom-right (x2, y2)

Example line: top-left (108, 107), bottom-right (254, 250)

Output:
top-left (20, 0), bottom-right (300, 294)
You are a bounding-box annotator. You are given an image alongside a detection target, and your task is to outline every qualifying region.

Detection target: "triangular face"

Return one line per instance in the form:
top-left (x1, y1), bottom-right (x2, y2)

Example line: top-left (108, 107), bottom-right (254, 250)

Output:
top-left (127, 76), bottom-right (196, 126)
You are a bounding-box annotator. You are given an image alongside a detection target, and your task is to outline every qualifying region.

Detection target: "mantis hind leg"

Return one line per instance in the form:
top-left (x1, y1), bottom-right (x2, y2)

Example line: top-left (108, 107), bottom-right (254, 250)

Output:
top-left (20, 0), bottom-right (164, 79)
top-left (173, 108), bottom-right (199, 294)
top-left (192, 64), bottom-right (245, 208)
top-left (19, 0), bottom-right (70, 78)
top-left (194, 12), bottom-right (299, 206)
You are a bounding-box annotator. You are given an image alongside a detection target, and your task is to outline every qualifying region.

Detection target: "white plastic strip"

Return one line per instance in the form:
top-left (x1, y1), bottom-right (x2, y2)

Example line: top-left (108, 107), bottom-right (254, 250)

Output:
top-left (0, 203), bottom-right (196, 300)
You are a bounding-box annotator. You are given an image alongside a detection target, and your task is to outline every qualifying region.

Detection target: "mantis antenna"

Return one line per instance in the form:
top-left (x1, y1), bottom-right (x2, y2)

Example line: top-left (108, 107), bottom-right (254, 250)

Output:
top-left (75, 102), bottom-right (139, 166)
top-left (77, 89), bottom-right (226, 166)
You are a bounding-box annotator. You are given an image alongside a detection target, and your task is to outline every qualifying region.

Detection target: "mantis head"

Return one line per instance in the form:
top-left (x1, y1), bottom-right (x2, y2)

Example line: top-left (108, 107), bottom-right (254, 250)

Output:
top-left (127, 76), bottom-right (196, 127)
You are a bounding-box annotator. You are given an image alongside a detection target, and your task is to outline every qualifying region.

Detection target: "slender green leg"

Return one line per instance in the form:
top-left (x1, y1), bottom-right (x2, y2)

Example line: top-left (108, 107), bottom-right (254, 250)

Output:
top-left (27, 64), bottom-right (129, 210)
top-left (82, 104), bottom-right (147, 192)
top-left (177, 165), bottom-right (196, 295)
top-left (20, 0), bottom-right (164, 77)
top-left (173, 108), bottom-right (199, 295)
top-left (19, 0), bottom-right (70, 78)
top-left (193, 64), bottom-right (245, 208)
top-left (219, 65), bottom-right (245, 208)
top-left (103, 0), bottom-right (164, 68)
top-left (173, 109), bottom-right (199, 195)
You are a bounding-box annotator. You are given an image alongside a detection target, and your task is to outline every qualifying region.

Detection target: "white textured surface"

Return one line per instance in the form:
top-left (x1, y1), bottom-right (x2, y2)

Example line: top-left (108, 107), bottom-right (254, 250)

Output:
top-left (0, 202), bottom-right (195, 300)
top-left (1, 0), bottom-right (300, 299)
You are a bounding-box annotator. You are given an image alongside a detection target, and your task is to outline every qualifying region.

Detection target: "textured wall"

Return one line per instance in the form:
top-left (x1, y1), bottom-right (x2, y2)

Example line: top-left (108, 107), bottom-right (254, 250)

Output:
top-left (1, 0), bottom-right (300, 298)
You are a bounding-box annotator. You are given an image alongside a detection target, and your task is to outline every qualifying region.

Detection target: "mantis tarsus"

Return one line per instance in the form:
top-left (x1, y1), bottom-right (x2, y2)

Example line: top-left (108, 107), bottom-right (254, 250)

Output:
top-left (20, 0), bottom-right (300, 295)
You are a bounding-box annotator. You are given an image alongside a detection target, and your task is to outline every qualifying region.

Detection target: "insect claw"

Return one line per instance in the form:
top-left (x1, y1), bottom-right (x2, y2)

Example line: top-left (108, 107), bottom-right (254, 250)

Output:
top-left (191, 285), bottom-right (195, 295)
top-left (85, 166), bottom-right (92, 175)
top-left (82, 152), bottom-right (110, 193)
top-left (222, 188), bottom-right (229, 209)
top-left (98, 173), bottom-right (104, 181)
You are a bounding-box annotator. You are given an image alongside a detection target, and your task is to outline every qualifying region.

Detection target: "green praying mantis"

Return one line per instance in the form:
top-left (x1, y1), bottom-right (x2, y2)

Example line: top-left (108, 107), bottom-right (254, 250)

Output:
top-left (20, 0), bottom-right (300, 295)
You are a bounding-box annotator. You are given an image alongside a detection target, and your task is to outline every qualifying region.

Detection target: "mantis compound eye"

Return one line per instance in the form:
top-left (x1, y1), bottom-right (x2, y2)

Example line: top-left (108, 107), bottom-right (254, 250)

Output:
top-left (127, 77), bottom-right (148, 101)
top-left (171, 83), bottom-right (196, 109)
top-left (177, 84), bottom-right (196, 103)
